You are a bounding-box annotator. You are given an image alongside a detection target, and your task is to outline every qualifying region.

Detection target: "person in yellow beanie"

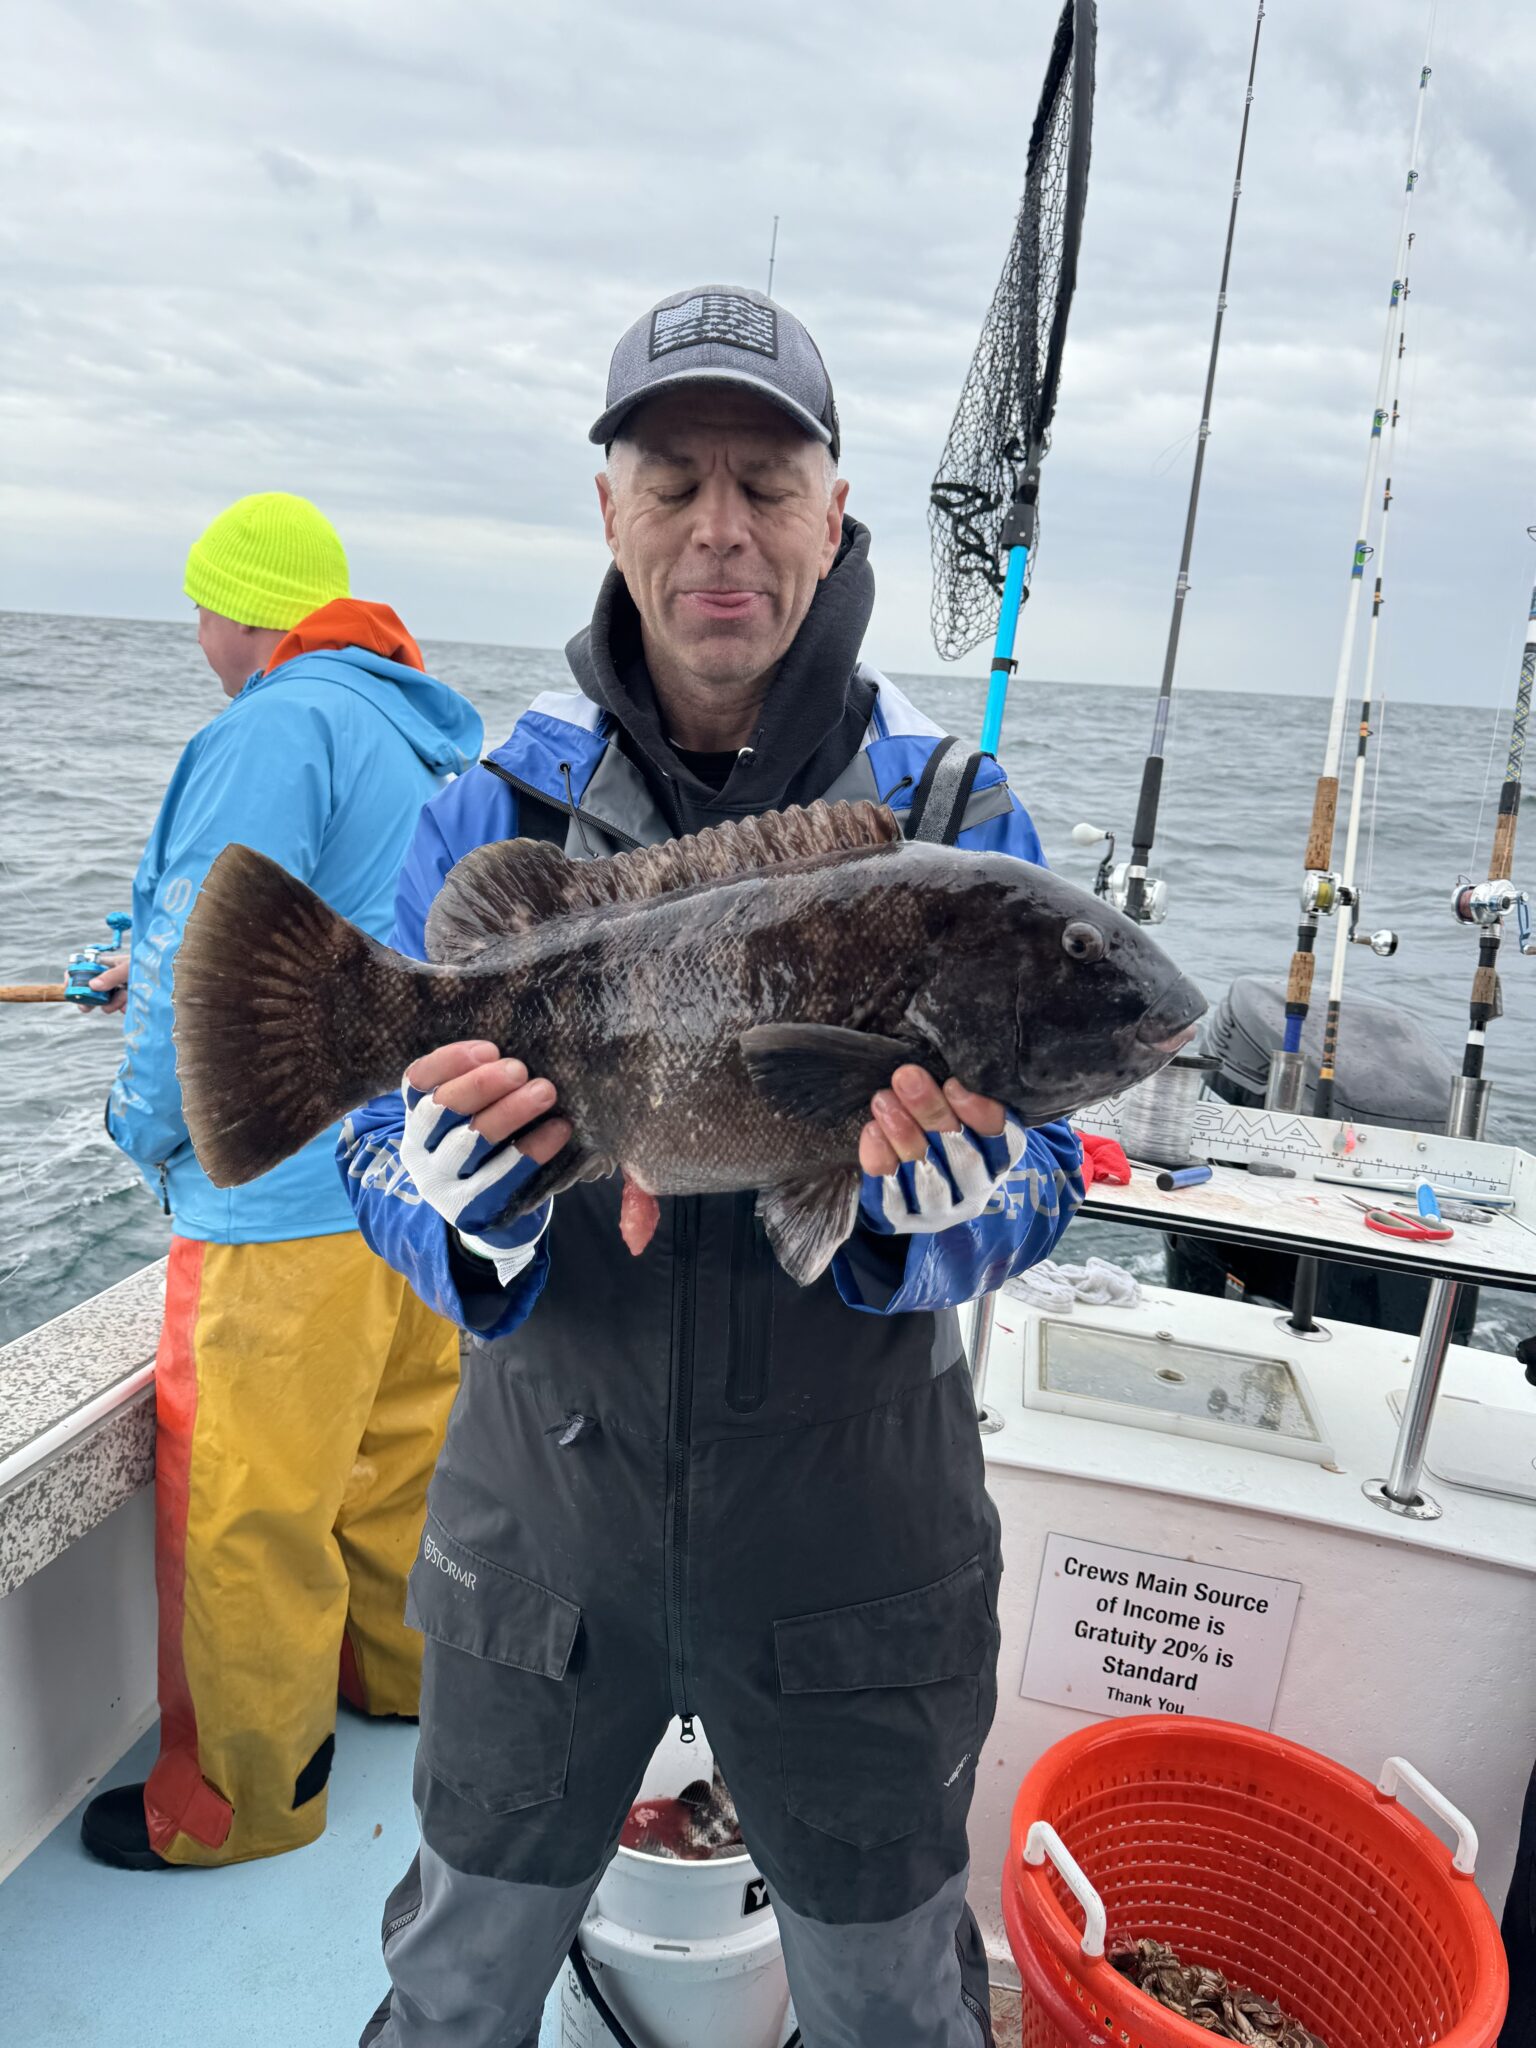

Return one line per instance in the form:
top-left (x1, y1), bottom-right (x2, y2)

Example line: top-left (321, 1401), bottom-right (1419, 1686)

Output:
top-left (81, 492), bottom-right (484, 1870)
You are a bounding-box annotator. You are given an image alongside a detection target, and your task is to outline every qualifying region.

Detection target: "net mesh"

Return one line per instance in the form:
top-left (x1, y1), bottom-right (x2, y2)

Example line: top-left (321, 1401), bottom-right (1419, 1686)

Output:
top-left (929, 0), bottom-right (1091, 661)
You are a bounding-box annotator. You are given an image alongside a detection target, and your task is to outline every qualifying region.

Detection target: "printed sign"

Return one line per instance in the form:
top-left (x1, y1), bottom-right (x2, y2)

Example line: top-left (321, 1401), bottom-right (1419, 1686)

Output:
top-left (742, 1876), bottom-right (770, 1917)
top-left (1020, 1533), bottom-right (1300, 1728)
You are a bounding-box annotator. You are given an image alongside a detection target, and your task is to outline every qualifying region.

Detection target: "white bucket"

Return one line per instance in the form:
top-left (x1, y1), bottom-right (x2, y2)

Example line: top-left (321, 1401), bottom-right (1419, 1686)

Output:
top-left (558, 1721), bottom-right (794, 2048)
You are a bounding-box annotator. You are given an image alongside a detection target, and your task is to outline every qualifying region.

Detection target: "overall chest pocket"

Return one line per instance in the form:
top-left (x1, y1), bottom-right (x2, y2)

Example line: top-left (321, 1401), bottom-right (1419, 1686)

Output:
top-left (774, 1557), bottom-right (994, 1850)
top-left (407, 1514), bottom-right (581, 1816)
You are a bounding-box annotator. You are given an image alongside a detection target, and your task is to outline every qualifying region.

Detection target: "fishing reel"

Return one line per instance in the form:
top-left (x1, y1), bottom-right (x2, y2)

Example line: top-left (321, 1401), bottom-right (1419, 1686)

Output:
top-left (64, 913), bottom-right (132, 1006)
top-left (1299, 869), bottom-right (1341, 916)
top-left (1452, 877), bottom-right (1536, 952)
top-left (1071, 825), bottom-right (1168, 924)
top-left (1301, 871), bottom-right (1396, 956)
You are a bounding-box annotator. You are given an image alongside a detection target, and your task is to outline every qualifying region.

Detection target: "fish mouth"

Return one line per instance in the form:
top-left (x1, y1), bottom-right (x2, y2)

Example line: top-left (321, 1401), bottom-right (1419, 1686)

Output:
top-left (1134, 974), bottom-right (1207, 1053)
top-left (1138, 1020), bottom-right (1200, 1058)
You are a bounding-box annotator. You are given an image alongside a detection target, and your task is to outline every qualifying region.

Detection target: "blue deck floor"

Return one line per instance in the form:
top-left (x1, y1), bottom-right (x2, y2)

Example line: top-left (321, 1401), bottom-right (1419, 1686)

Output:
top-left (0, 1715), bottom-right (559, 2047)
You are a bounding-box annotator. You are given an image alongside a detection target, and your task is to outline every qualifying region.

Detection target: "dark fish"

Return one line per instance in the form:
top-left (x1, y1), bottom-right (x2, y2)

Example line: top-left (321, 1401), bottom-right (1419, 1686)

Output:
top-left (620, 1764), bottom-right (743, 1861)
top-left (173, 799), bottom-right (1204, 1284)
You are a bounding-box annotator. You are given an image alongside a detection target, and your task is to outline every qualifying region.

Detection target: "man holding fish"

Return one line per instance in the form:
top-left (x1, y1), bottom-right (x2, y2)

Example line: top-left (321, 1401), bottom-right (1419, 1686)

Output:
top-left (173, 289), bottom-right (1203, 2043)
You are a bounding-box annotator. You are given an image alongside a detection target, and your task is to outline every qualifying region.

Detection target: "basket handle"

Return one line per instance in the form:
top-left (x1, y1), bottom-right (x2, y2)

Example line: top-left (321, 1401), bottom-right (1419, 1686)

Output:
top-left (1376, 1756), bottom-right (1479, 1875)
top-left (1023, 1822), bottom-right (1107, 1958)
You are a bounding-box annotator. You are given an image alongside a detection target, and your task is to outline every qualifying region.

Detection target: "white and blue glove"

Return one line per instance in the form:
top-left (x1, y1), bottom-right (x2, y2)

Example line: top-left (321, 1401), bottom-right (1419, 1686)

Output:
top-left (400, 1078), bottom-right (551, 1286)
top-left (861, 1116), bottom-right (1030, 1236)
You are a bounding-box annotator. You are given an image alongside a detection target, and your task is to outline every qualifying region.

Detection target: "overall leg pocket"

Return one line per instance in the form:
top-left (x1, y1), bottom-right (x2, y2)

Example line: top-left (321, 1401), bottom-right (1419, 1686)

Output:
top-left (407, 1512), bottom-right (581, 1816)
top-left (775, 1556), bottom-right (994, 1850)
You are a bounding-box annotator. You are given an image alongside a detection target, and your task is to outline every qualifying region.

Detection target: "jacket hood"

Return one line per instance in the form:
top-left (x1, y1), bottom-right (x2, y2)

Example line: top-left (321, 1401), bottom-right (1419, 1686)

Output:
top-left (250, 598), bottom-right (482, 775)
top-left (563, 517), bottom-right (878, 827)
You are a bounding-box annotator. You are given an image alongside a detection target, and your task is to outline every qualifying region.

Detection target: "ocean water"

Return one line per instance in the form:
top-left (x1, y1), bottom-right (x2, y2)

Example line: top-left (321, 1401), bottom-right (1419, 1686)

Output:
top-left (2, 608), bottom-right (1532, 1354)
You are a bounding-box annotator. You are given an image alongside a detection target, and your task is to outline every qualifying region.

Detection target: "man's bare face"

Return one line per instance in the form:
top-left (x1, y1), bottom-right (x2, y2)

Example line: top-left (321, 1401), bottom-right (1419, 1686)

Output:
top-left (597, 389), bottom-right (848, 691)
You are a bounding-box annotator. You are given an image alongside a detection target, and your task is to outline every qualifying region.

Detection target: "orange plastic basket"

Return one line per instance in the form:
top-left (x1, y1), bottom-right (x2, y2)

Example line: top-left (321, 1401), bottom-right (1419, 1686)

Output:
top-left (1003, 1716), bottom-right (1508, 2048)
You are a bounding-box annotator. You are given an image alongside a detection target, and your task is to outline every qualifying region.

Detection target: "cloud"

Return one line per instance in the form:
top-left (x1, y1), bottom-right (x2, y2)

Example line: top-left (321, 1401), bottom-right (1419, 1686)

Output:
top-left (258, 145), bottom-right (319, 193)
top-left (2, 0), bottom-right (1533, 702)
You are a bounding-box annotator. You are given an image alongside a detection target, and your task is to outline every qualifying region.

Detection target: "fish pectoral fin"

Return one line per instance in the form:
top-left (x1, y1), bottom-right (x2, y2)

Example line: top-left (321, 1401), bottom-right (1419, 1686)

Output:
top-left (739, 1022), bottom-right (929, 1128)
top-left (757, 1169), bottom-right (862, 1287)
top-left (496, 1139), bottom-right (614, 1218)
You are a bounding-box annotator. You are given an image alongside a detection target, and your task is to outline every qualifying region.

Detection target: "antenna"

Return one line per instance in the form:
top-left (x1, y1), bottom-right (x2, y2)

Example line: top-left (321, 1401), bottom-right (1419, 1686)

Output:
top-left (766, 215), bottom-right (779, 297)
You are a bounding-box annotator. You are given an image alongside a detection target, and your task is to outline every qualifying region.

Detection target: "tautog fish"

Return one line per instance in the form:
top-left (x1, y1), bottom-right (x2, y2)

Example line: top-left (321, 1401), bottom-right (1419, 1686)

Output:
top-left (174, 800), bottom-right (1204, 1284)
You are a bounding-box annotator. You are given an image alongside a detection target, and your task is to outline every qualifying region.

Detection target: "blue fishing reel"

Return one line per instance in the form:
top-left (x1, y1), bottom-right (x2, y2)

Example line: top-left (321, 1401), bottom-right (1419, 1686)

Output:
top-left (64, 913), bottom-right (132, 1006)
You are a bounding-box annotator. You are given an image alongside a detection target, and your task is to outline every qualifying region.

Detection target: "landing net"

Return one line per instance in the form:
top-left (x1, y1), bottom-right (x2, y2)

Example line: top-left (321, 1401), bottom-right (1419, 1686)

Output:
top-left (928, 0), bottom-right (1095, 661)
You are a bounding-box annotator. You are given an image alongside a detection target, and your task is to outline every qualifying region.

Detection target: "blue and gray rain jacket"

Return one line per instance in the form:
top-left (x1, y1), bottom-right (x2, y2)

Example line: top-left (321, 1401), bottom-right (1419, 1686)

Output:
top-left (108, 634), bottom-right (482, 1241)
top-left (339, 662), bottom-right (1082, 1330)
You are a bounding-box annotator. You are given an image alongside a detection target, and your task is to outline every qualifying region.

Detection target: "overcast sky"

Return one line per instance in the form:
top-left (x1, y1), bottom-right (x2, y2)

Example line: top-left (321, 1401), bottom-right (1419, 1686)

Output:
top-left (4, 0), bottom-right (1533, 701)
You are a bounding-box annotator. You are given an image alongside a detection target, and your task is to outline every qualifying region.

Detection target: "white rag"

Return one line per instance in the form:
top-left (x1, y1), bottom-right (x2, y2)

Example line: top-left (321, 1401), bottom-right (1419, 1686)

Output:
top-left (1007, 1255), bottom-right (1141, 1313)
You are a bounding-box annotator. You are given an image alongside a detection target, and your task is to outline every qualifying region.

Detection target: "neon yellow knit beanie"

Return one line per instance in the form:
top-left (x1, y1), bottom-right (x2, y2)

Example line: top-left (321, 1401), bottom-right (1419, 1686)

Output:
top-left (183, 492), bottom-right (350, 630)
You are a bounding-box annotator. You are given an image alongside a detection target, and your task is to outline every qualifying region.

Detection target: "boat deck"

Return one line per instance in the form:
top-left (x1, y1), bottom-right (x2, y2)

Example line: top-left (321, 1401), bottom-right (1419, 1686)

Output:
top-left (0, 1714), bottom-right (570, 2048)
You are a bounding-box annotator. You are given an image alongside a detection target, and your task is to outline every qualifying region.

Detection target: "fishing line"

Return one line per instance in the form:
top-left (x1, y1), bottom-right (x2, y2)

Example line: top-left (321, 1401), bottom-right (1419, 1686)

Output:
top-left (1362, 690), bottom-right (1388, 903)
top-left (1150, 424), bottom-right (1200, 479)
top-left (1468, 698), bottom-right (1505, 873)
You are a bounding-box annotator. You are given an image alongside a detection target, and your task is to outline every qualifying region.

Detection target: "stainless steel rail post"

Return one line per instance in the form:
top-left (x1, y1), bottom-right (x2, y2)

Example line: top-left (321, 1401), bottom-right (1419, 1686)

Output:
top-left (1363, 1081), bottom-right (1489, 1521)
top-left (968, 1293), bottom-right (1005, 1435)
top-left (1363, 1278), bottom-right (1458, 1521)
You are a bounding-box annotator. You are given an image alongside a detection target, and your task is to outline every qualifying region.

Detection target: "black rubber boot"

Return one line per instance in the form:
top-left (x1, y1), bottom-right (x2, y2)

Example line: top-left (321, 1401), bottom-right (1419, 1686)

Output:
top-left (79, 1784), bottom-right (172, 1871)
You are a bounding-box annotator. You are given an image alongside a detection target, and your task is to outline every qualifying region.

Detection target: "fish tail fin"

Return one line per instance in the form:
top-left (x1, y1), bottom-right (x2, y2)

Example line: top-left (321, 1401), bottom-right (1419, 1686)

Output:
top-left (174, 844), bottom-right (436, 1187)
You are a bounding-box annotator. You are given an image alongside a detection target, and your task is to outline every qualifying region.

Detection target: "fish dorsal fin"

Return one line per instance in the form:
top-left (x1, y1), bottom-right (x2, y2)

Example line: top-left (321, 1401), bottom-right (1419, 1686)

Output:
top-left (426, 799), bottom-right (899, 964)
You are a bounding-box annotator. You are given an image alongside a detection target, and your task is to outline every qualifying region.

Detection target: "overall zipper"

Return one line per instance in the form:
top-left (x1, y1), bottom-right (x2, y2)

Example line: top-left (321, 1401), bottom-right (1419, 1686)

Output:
top-left (665, 1195), bottom-right (700, 1738)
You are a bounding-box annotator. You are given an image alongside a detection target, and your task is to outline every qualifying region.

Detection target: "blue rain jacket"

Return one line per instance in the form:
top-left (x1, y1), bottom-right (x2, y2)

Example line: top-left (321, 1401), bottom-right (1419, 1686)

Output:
top-left (108, 643), bottom-right (483, 1241)
top-left (338, 671), bottom-right (1084, 1336)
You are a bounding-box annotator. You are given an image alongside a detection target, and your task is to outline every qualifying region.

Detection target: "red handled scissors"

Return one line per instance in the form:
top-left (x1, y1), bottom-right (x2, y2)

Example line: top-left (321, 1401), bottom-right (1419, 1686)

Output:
top-left (1342, 1195), bottom-right (1454, 1243)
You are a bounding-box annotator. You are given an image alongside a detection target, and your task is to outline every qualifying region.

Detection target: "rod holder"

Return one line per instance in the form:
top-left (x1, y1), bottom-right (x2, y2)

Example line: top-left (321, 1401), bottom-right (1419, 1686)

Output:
top-left (1265, 1050), bottom-right (1307, 1112)
top-left (968, 1293), bottom-right (1005, 1434)
top-left (1446, 1076), bottom-right (1491, 1142)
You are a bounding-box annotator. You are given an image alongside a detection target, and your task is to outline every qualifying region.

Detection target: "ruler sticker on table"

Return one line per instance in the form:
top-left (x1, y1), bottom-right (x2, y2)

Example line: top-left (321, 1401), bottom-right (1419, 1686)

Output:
top-left (1020, 1533), bottom-right (1300, 1728)
top-left (1188, 1104), bottom-right (1518, 1199)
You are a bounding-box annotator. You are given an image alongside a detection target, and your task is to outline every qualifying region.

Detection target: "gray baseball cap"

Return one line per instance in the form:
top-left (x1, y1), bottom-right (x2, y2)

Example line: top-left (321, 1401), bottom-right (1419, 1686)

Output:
top-left (589, 285), bottom-right (840, 460)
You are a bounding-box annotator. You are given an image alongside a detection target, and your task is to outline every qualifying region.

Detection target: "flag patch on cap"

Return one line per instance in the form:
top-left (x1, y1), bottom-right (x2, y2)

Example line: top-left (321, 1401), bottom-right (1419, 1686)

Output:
top-left (650, 293), bottom-right (777, 363)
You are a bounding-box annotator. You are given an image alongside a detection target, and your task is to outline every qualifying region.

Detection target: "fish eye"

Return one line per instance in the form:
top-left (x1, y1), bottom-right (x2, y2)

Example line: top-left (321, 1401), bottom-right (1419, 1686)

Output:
top-left (1062, 920), bottom-right (1106, 963)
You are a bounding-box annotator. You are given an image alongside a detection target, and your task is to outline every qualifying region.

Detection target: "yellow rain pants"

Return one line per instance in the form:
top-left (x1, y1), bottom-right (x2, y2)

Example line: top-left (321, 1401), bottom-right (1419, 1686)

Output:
top-left (143, 1232), bottom-right (460, 1866)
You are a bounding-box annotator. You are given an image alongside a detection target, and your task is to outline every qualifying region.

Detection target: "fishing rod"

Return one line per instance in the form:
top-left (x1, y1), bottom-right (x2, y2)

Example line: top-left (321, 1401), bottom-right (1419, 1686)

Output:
top-left (927, 0), bottom-right (1096, 1428)
top-left (1371, 542), bottom-right (1535, 1518)
top-left (1113, 0), bottom-right (1267, 926)
top-left (1308, 241), bottom-right (1416, 1118)
top-left (1271, 53), bottom-right (1433, 1108)
top-left (0, 914), bottom-right (131, 1007)
top-left (1447, 534), bottom-right (1536, 1136)
top-left (928, 0), bottom-right (1096, 753)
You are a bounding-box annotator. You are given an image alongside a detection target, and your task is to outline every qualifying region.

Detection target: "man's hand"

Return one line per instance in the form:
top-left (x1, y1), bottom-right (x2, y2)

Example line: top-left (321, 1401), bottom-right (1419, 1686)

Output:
top-left (400, 1042), bottom-right (572, 1282)
top-left (858, 1066), bottom-right (1005, 1176)
top-left (84, 955), bottom-right (130, 1016)
top-left (406, 1042), bottom-right (571, 1160)
top-left (858, 1064), bottom-right (1026, 1238)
